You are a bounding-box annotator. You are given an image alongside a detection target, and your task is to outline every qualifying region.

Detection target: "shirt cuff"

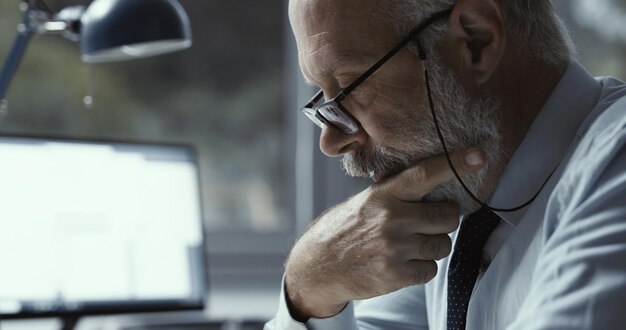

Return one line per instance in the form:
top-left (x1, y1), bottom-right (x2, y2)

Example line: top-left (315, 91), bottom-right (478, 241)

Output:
top-left (307, 300), bottom-right (357, 330)
top-left (266, 275), bottom-right (358, 330)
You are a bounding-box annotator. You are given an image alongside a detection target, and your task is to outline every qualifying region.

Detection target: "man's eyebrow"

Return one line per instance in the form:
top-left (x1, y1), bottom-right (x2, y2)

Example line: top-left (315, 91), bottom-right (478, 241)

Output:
top-left (300, 56), bottom-right (357, 86)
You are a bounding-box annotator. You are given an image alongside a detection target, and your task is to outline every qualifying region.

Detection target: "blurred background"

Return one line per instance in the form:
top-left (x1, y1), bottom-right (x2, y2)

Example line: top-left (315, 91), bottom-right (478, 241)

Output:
top-left (0, 0), bottom-right (624, 329)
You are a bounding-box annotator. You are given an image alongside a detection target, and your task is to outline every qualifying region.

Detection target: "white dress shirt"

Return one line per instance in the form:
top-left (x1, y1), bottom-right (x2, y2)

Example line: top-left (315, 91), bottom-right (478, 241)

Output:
top-left (265, 61), bottom-right (626, 330)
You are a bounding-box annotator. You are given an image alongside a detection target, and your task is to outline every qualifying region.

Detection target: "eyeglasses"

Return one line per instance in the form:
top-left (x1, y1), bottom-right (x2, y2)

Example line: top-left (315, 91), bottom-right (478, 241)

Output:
top-left (300, 8), bottom-right (454, 135)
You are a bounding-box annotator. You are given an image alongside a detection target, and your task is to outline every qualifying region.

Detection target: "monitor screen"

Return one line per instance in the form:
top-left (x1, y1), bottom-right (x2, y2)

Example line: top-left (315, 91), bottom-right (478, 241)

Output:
top-left (0, 135), bottom-right (206, 318)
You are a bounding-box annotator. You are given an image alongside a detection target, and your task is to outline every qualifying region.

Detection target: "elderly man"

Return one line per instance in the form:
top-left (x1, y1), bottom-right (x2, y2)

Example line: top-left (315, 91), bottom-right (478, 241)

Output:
top-left (266, 0), bottom-right (626, 329)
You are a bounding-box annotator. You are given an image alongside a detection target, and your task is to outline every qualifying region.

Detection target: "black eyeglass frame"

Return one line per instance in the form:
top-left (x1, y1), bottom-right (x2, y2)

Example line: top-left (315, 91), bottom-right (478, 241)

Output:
top-left (300, 7), bottom-right (454, 135)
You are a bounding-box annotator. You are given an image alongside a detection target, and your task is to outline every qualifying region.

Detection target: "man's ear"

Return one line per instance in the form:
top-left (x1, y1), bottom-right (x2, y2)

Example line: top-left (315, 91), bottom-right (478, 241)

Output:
top-left (447, 0), bottom-right (506, 85)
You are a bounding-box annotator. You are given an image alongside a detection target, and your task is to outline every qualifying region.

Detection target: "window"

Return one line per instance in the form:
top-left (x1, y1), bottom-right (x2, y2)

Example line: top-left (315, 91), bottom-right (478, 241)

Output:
top-left (556, 0), bottom-right (626, 79)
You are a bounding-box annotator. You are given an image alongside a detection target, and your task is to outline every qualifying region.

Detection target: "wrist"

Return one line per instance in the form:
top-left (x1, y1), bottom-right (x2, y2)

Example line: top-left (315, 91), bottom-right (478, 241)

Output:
top-left (285, 281), bottom-right (347, 321)
top-left (284, 271), bottom-right (347, 321)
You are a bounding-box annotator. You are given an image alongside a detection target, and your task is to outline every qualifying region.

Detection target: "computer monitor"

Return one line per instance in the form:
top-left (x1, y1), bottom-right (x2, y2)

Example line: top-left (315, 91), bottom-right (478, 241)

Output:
top-left (0, 134), bottom-right (207, 328)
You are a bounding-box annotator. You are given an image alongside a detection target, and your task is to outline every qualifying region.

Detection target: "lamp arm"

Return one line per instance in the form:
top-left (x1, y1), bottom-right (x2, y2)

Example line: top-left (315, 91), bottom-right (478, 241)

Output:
top-left (0, 4), bottom-right (35, 105)
top-left (0, 29), bottom-right (34, 102)
top-left (0, 2), bottom-right (80, 111)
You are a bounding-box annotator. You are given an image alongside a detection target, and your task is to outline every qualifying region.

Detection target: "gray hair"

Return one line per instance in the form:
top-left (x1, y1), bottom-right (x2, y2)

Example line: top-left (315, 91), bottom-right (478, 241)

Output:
top-left (380, 0), bottom-right (575, 67)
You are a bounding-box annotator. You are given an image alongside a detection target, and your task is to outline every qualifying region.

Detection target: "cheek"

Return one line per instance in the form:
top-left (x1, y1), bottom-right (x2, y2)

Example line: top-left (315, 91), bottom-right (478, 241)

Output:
top-left (360, 84), bottom-right (430, 147)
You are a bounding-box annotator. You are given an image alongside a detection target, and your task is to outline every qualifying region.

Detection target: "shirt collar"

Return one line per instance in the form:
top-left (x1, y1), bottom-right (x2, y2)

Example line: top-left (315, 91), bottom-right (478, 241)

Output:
top-left (487, 61), bottom-right (602, 227)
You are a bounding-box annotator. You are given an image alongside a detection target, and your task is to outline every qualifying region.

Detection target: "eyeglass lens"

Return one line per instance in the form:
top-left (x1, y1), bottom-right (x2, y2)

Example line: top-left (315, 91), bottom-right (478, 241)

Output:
top-left (317, 102), bottom-right (359, 134)
top-left (302, 106), bottom-right (326, 129)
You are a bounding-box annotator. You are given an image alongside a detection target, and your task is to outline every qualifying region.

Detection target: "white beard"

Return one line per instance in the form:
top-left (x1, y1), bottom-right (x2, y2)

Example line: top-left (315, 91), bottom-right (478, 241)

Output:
top-left (342, 54), bottom-right (502, 215)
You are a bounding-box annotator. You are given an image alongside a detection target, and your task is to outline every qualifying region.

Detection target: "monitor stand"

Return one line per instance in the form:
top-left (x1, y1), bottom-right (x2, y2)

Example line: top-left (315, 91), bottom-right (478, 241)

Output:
top-left (61, 315), bottom-right (80, 330)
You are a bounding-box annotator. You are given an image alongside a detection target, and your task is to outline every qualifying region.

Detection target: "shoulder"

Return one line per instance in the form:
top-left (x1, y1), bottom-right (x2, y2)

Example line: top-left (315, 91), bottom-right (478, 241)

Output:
top-left (545, 77), bottom-right (626, 234)
top-left (518, 80), bottom-right (626, 328)
top-left (586, 76), bottom-right (626, 138)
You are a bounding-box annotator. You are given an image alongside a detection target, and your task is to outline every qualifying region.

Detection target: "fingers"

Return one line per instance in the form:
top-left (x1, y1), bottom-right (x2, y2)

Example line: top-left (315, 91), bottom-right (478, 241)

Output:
top-left (383, 236), bottom-right (449, 288)
top-left (387, 202), bottom-right (460, 235)
top-left (405, 260), bottom-right (438, 285)
top-left (381, 259), bottom-right (439, 291)
top-left (402, 234), bottom-right (453, 261)
top-left (379, 148), bottom-right (486, 202)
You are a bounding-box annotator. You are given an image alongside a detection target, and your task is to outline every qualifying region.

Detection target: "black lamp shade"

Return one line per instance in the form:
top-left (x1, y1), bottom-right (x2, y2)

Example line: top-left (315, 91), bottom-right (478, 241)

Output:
top-left (80, 0), bottom-right (192, 63)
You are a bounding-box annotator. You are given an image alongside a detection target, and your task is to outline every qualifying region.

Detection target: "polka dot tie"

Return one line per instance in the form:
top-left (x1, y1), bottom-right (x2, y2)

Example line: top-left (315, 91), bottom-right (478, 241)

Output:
top-left (447, 207), bottom-right (501, 330)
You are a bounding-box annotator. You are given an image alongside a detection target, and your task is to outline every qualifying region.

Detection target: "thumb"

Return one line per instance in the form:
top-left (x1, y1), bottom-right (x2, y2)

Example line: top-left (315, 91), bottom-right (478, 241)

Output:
top-left (380, 148), bottom-right (486, 202)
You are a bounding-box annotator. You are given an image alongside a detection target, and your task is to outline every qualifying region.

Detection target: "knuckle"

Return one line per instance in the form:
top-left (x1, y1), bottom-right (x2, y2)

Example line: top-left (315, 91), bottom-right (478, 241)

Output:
top-left (380, 221), bottom-right (399, 239)
top-left (367, 192), bottom-right (398, 222)
top-left (416, 235), bottom-right (451, 260)
top-left (408, 165), bottom-right (429, 186)
top-left (381, 240), bottom-right (399, 259)
top-left (415, 261), bottom-right (438, 284)
top-left (379, 206), bottom-right (397, 224)
top-left (367, 186), bottom-right (387, 203)
top-left (447, 215), bottom-right (461, 232)
top-left (419, 236), bottom-right (441, 256)
top-left (396, 264), bottom-right (412, 284)
top-left (432, 203), bottom-right (458, 219)
top-left (381, 256), bottom-right (401, 276)
top-left (376, 205), bottom-right (405, 237)
top-left (428, 204), bottom-right (460, 232)
top-left (440, 215), bottom-right (460, 234)
top-left (436, 235), bottom-right (453, 259)
top-left (427, 205), bottom-right (449, 221)
top-left (387, 264), bottom-right (405, 281)
top-left (399, 268), bottom-right (418, 288)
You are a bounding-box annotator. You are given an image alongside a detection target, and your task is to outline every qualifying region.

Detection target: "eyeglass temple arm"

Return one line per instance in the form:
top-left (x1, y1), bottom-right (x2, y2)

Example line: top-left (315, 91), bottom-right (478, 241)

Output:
top-left (341, 7), bottom-right (454, 97)
top-left (340, 36), bottom-right (412, 97)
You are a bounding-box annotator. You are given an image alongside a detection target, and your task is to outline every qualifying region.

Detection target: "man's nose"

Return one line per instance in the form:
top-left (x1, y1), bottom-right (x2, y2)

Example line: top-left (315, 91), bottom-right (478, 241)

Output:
top-left (319, 125), bottom-right (368, 157)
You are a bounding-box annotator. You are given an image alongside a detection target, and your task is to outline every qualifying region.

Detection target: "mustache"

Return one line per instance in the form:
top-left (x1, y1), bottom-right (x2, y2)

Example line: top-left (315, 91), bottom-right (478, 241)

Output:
top-left (341, 145), bottom-right (431, 179)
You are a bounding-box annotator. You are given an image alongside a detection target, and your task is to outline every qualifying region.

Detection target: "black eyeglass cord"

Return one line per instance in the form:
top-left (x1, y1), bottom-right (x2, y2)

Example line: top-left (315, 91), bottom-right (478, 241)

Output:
top-left (418, 48), bottom-right (559, 213)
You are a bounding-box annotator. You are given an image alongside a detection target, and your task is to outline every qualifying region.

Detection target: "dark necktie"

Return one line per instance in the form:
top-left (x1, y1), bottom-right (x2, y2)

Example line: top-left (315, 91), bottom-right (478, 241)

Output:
top-left (447, 207), bottom-right (501, 330)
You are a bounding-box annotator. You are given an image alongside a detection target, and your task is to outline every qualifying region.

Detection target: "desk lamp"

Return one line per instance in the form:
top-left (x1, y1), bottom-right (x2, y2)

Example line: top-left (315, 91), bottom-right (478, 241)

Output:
top-left (0, 0), bottom-right (192, 116)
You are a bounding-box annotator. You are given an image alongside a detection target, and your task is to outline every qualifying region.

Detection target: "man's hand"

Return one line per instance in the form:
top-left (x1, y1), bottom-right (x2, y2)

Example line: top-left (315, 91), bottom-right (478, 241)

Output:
top-left (284, 148), bottom-right (486, 321)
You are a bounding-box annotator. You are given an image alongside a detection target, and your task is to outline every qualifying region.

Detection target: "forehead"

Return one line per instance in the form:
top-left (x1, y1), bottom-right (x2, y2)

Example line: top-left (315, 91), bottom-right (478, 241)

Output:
top-left (289, 0), bottom-right (401, 79)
